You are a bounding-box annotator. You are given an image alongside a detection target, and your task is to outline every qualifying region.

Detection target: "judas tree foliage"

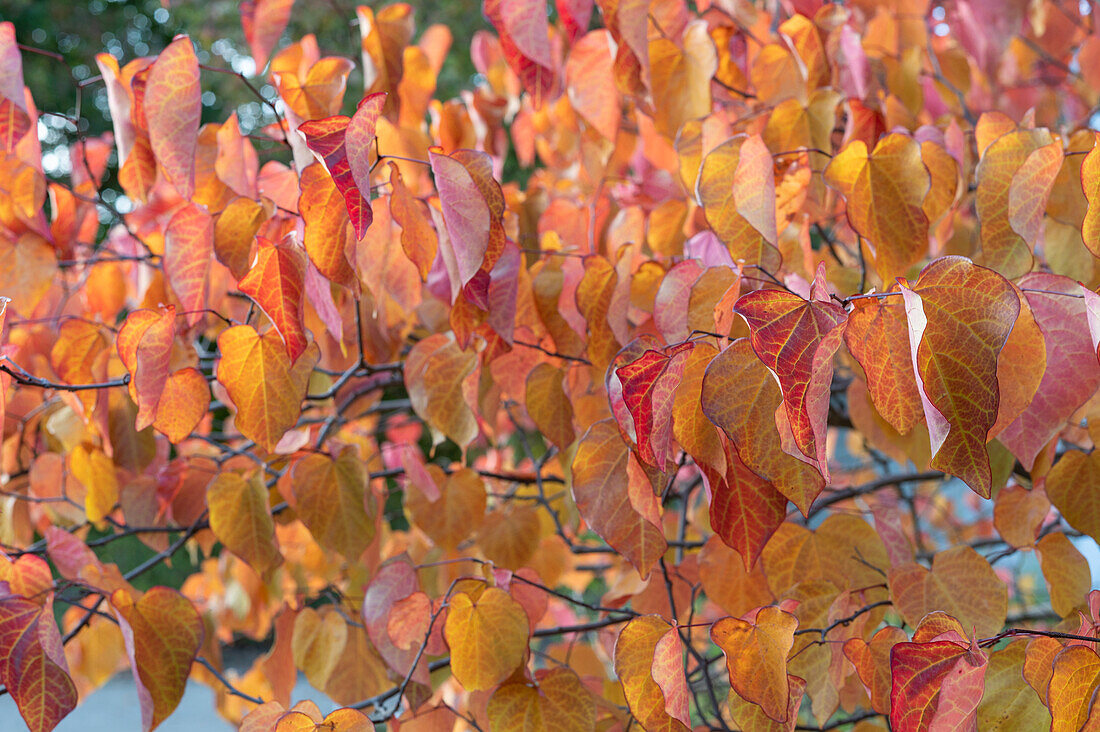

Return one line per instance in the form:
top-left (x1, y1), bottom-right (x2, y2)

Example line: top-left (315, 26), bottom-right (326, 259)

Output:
top-left (3, 0), bottom-right (1100, 730)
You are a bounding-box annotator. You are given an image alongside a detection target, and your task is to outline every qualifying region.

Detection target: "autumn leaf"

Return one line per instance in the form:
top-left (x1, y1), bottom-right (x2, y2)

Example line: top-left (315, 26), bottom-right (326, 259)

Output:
top-left (206, 472), bottom-right (282, 576)
top-left (844, 292), bottom-right (924, 435)
top-left (571, 420), bottom-right (667, 579)
top-left (975, 126), bottom-right (1059, 279)
top-left (240, 0), bottom-right (294, 72)
top-left (444, 587), bottom-right (529, 692)
top-left (890, 636), bottom-right (987, 732)
top-left (735, 265), bottom-right (847, 476)
top-left (824, 133), bottom-right (930, 282)
top-left (288, 446), bottom-right (374, 559)
top-left (712, 606), bottom-right (799, 723)
top-left (899, 256), bottom-right (1019, 497)
top-left (998, 275), bottom-right (1100, 470)
top-left (701, 338), bottom-right (824, 515)
top-left (615, 342), bottom-right (693, 472)
top-left (487, 667), bottom-right (596, 731)
top-left (0, 593), bottom-right (78, 732)
top-left (298, 161), bottom-right (360, 293)
top-left (145, 36), bottom-right (200, 199)
top-left (614, 616), bottom-right (690, 732)
top-left (697, 135), bottom-right (782, 271)
top-left (888, 546), bottom-right (1007, 638)
top-left (291, 607), bottom-right (348, 691)
top-left (405, 333), bottom-right (478, 448)
top-left (164, 203), bottom-right (214, 329)
top-left (525, 363), bottom-right (575, 450)
top-left (238, 236), bottom-right (310, 362)
top-left (110, 587), bottom-right (204, 732)
top-left (216, 325), bottom-right (319, 452)
top-left (298, 92), bottom-right (385, 240)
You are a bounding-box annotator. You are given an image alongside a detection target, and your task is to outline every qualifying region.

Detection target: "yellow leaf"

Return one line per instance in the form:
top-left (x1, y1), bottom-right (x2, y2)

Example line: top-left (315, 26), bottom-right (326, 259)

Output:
top-left (444, 588), bottom-right (528, 691)
top-left (206, 472), bottom-right (282, 576)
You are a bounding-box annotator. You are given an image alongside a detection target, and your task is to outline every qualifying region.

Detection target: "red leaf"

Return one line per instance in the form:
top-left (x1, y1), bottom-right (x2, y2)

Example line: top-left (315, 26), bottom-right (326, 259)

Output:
top-left (890, 639), bottom-right (987, 732)
top-left (735, 265), bottom-right (847, 478)
top-left (615, 342), bottom-right (693, 471)
top-left (0, 594), bottom-right (77, 732)
top-left (710, 440), bottom-right (788, 569)
top-left (298, 93), bottom-right (386, 240)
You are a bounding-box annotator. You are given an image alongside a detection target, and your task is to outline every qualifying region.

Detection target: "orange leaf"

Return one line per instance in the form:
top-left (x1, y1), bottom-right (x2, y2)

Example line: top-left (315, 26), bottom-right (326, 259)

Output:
top-left (727, 674), bottom-right (806, 732)
top-left (110, 587), bottom-right (204, 732)
top-left (698, 536), bottom-right (775, 617)
top-left (275, 55), bottom-right (354, 121)
top-left (1082, 136), bottom-right (1100, 258)
top-left (824, 133), bottom-right (930, 282)
top-left (0, 594), bottom-right (77, 732)
top-left (992, 483), bottom-right (1050, 550)
top-left (0, 232), bottom-right (56, 317)
top-left (652, 628), bottom-right (692, 728)
top-left (845, 626), bottom-right (909, 714)
top-left (213, 196), bottom-right (267, 280)
top-left (712, 606), bottom-right (798, 723)
top-left (571, 420), bottom-right (667, 579)
top-left (735, 265), bottom-right (846, 477)
top-left (1048, 645), bottom-right (1100, 732)
top-left (487, 667), bottom-right (596, 732)
top-left (648, 21), bottom-right (716, 139)
top-left (701, 339), bottom-right (824, 515)
top-left (975, 127), bottom-right (1057, 279)
top-left (145, 36), bottom-right (200, 199)
top-left (899, 257), bottom-right (1019, 497)
top-left (387, 161), bottom-right (437, 279)
top-left (387, 592), bottom-right (431, 651)
top-left (405, 465), bottom-right (486, 551)
top-left (444, 587), bottom-right (529, 692)
top-left (404, 333), bottom-right (479, 448)
top-left (697, 136), bottom-right (782, 271)
top-left (288, 447), bottom-right (374, 559)
top-left (216, 325), bottom-right (319, 452)
top-left (153, 367), bottom-right (208, 443)
top-left (565, 30), bottom-right (619, 140)
top-left (614, 615), bottom-right (690, 732)
top-left (1046, 450), bottom-right (1100, 544)
top-left (239, 236), bottom-right (309, 362)
top-left (298, 93), bottom-right (385, 240)
top-left (1037, 532), bottom-right (1092, 618)
top-left (206, 472), bottom-right (282, 576)
top-left (116, 307), bottom-right (175, 431)
top-left (298, 161), bottom-right (360, 293)
top-left (525, 363), bottom-right (575, 450)
top-left (164, 203), bottom-right (214, 329)
top-left (888, 546), bottom-right (1007, 638)
top-left (844, 294), bottom-right (924, 435)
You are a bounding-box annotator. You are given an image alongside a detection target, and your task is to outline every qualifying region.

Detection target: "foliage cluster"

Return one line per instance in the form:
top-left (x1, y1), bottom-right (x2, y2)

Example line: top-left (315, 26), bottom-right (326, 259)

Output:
top-left (0, 0), bottom-right (1099, 730)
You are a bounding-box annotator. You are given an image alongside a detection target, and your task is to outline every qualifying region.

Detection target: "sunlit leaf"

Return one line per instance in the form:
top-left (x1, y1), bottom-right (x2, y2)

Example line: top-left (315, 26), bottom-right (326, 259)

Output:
top-left (444, 587), bottom-right (529, 692)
